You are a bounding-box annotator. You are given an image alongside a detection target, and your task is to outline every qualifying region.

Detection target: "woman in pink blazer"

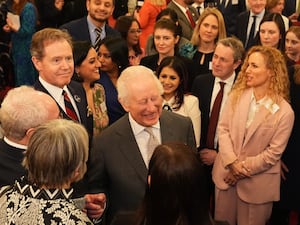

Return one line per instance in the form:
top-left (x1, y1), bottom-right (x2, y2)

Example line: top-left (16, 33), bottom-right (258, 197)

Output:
top-left (212, 46), bottom-right (295, 225)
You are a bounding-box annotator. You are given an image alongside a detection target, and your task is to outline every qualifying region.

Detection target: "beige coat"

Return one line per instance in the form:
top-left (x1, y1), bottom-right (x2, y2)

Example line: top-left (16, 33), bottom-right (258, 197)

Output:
top-left (212, 88), bottom-right (294, 204)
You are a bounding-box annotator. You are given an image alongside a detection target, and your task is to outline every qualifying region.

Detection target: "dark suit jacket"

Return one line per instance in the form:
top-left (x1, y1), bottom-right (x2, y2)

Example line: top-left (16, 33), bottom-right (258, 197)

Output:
top-left (87, 111), bottom-right (196, 223)
top-left (283, 0), bottom-right (295, 17)
top-left (235, 10), bottom-right (267, 49)
top-left (217, 0), bottom-right (246, 36)
top-left (60, 16), bottom-right (120, 42)
top-left (34, 79), bottom-right (93, 137)
top-left (167, 1), bottom-right (198, 40)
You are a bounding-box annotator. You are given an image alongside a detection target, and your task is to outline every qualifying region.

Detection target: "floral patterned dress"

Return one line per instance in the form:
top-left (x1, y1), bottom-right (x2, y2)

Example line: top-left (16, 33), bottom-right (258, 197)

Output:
top-left (0, 178), bottom-right (93, 224)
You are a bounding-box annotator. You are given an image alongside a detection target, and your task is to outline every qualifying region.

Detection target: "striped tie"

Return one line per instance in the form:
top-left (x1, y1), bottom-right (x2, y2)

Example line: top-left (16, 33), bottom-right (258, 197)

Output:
top-left (63, 90), bottom-right (79, 121)
top-left (94, 27), bottom-right (102, 52)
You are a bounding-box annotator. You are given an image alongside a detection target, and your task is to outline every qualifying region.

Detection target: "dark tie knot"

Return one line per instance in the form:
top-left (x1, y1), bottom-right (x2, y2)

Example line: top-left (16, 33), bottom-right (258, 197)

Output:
top-left (219, 81), bottom-right (226, 89)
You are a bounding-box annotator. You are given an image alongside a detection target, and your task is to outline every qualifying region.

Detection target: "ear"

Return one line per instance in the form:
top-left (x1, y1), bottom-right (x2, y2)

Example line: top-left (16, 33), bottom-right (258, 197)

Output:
top-left (75, 65), bottom-right (80, 74)
top-left (26, 127), bottom-right (36, 139)
top-left (118, 97), bottom-right (130, 112)
top-left (31, 56), bottom-right (42, 72)
top-left (233, 59), bottom-right (242, 70)
top-left (175, 35), bottom-right (180, 44)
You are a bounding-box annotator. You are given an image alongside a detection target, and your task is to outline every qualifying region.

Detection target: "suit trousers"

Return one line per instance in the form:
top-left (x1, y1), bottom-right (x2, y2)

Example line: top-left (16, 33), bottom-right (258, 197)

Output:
top-left (215, 186), bottom-right (272, 225)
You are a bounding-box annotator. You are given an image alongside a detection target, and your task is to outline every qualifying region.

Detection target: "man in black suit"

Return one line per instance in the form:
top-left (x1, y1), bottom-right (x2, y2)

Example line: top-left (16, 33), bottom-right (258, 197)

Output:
top-left (217, 0), bottom-right (246, 36)
top-left (30, 28), bottom-right (105, 222)
top-left (88, 65), bottom-right (196, 224)
top-left (235, 0), bottom-right (267, 49)
top-left (191, 37), bottom-right (244, 207)
top-left (0, 86), bottom-right (60, 187)
top-left (60, 0), bottom-right (120, 47)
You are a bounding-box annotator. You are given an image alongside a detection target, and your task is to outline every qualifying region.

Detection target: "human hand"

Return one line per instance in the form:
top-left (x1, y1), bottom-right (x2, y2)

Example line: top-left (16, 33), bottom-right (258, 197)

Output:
top-left (280, 160), bottom-right (289, 181)
top-left (3, 24), bottom-right (10, 32)
top-left (199, 148), bottom-right (217, 165)
top-left (224, 172), bottom-right (237, 186)
top-left (228, 161), bottom-right (251, 180)
top-left (6, 17), bottom-right (18, 32)
top-left (84, 193), bottom-right (106, 219)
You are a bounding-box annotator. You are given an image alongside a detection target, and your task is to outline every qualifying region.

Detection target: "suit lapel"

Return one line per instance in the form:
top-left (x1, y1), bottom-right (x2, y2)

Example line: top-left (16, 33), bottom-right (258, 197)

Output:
top-left (169, 1), bottom-right (192, 29)
top-left (116, 115), bottom-right (148, 182)
top-left (67, 83), bottom-right (87, 124)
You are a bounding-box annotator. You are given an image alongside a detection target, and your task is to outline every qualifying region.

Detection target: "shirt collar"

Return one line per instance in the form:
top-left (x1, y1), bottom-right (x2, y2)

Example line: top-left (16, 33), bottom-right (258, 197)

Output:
top-left (214, 71), bottom-right (236, 86)
top-left (39, 77), bottom-right (66, 101)
top-left (128, 113), bottom-right (160, 136)
top-left (4, 137), bottom-right (27, 150)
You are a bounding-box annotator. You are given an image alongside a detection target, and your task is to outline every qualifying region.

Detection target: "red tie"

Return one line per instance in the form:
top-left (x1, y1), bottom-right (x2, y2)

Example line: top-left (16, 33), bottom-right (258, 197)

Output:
top-left (63, 90), bottom-right (79, 121)
top-left (206, 82), bottom-right (225, 149)
top-left (186, 9), bottom-right (196, 28)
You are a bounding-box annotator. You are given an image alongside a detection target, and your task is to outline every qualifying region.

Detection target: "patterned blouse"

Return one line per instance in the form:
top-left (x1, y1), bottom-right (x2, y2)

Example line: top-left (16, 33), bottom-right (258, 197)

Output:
top-left (0, 178), bottom-right (93, 225)
top-left (91, 83), bottom-right (109, 136)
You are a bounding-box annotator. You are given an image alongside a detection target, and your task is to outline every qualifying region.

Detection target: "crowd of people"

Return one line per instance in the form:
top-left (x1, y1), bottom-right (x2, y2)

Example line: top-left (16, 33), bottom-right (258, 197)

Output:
top-left (0, 0), bottom-right (299, 224)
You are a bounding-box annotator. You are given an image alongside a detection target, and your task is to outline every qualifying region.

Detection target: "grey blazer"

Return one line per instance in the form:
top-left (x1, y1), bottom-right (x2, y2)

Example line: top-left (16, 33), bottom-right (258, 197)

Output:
top-left (87, 111), bottom-right (196, 223)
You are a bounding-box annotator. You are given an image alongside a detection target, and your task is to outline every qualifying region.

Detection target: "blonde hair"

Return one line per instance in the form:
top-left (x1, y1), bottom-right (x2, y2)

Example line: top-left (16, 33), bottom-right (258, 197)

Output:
top-left (191, 8), bottom-right (226, 47)
top-left (23, 119), bottom-right (89, 188)
top-left (231, 45), bottom-right (289, 107)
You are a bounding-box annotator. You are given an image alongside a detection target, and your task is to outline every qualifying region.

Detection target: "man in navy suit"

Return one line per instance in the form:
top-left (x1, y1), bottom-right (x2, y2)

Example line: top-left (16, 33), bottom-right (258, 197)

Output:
top-left (191, 37), bottom-right (244, 208)
top-left (30, 28), bottom-right (105, 222)
top-left (235, 0), bottom-right (267, 49)
top-left (88, 65), bottom-right (196, 224)
top-left (60, 0), bottom-right (120, 46)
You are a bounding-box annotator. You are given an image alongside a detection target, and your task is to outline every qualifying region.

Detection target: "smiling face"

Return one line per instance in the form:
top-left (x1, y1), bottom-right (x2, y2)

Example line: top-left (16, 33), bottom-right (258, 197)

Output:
top-left (248, 0), bottom-right (266, 14)
top-left (87, 0), bottom-right (114, 23)
top-left (159, 66), bottom-right (180, 100)
top-left (259, 21), bottom-right (280, 48)
top-left (245, 52), bottom-right (272, 89)
top-left (127, 21), bottom-right (141, 47)
top-left (76, 48), bottom-right (101, 83)
top-left (154, 28), bottom-right (179, 56)
top-left (122, 75), bottom-right (163, 127)
top-left (199, 14), bottom-right (219, 44)
top-left (32, 40), bottom-right (74, 88)
top-left (269, 0), bottom-right (284, 13)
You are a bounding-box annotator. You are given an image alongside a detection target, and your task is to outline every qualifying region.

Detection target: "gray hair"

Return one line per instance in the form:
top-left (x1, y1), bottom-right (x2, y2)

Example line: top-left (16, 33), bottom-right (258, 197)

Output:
top-left (117, 65), bottom-right (163, 104)
top-left (217, 37), bottom-right (245, 62)
top-left (23, 119), bottom-right (89, 188)
top-left (0, 86), bottom-right (53, 140)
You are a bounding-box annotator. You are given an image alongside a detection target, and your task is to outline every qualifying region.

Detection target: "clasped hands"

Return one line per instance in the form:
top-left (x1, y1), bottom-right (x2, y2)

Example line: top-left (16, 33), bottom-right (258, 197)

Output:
top-left (224, 160), bottom-right (251, 186)
top-left (83, 193), bottom-right (106, 220)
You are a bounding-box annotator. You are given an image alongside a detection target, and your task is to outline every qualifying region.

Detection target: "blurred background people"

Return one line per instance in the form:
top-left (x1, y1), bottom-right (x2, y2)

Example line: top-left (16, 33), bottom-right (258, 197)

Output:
top-left (157, 56), bottom-right (201, 147)
top-left (179, 8), bottom-right (226, 77)
top-left (213, 46), bottom-right (294, 225)
top-left (135, 142), bottom-right (229, 225)
top-left (285, 26), bottom-right (300, 66)
top-left (0, 119), bottom-right (93, 224)
top-left (257, 13), bottom-right (286, 52)
top-left (72, 41), bottom-right (109, 136)
top-left (115, 15), bottom-right (144, 66)
top-left (96, 37), bottom-right (128, 125)
top-left (266, 0), bottom-right (290, 30)
top-left (0, 86), bottom-right (59, 187)
top-left (2, 0), bottom-right (37, 86)
top-left (145, 8), bottom-right (189, 56)
top-left (134, 0), bottom-right (166, 49)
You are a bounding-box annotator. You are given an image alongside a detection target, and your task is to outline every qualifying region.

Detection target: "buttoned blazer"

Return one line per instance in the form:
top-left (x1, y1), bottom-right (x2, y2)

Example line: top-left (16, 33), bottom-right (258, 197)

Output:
top-left (191, 73), bottom-right (215, 149)
top-left (212, 88), bottom-right (294, 204)
top-left (217, 0), bottom-right (246, 36)
top-left (60, 17), bottom-right (120, 42)
top-left (87, 111), bottom-right (196, 222)
top-left (34, 79), bottom-right (93, 137)
top-left (167, 1), bottom-right (199, 40)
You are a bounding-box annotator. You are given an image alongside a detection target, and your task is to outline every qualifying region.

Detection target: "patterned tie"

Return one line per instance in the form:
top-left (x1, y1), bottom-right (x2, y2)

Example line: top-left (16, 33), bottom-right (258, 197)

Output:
top-left (186, 9), bottom-right (196, 28)
top-left (206, 82), bottom-right (225, 149)
top-left (246, 15), bottom-right (257, 49)
top-left (145, 127), bottom-right (159, 165)
top-left (63, 90), bottom-right (79, 121)
top-left (94, 27), bottom-right (102, 52)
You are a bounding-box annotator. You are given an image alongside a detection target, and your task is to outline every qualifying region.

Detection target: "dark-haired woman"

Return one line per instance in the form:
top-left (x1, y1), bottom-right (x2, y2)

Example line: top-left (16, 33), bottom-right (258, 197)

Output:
top-left (115, 15), bottom-right (145, 66)
top-left (157, 56), bottom-right (200, 147)
top-left (96, 37), bottom-right (129, 125)
top-left (72, 41), bottom-right (109, 136)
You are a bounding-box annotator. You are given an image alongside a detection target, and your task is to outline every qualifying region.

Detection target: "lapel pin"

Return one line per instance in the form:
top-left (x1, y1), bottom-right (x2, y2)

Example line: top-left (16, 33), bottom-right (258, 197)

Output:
top-left (74, 95), bottom-right (81, 102)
